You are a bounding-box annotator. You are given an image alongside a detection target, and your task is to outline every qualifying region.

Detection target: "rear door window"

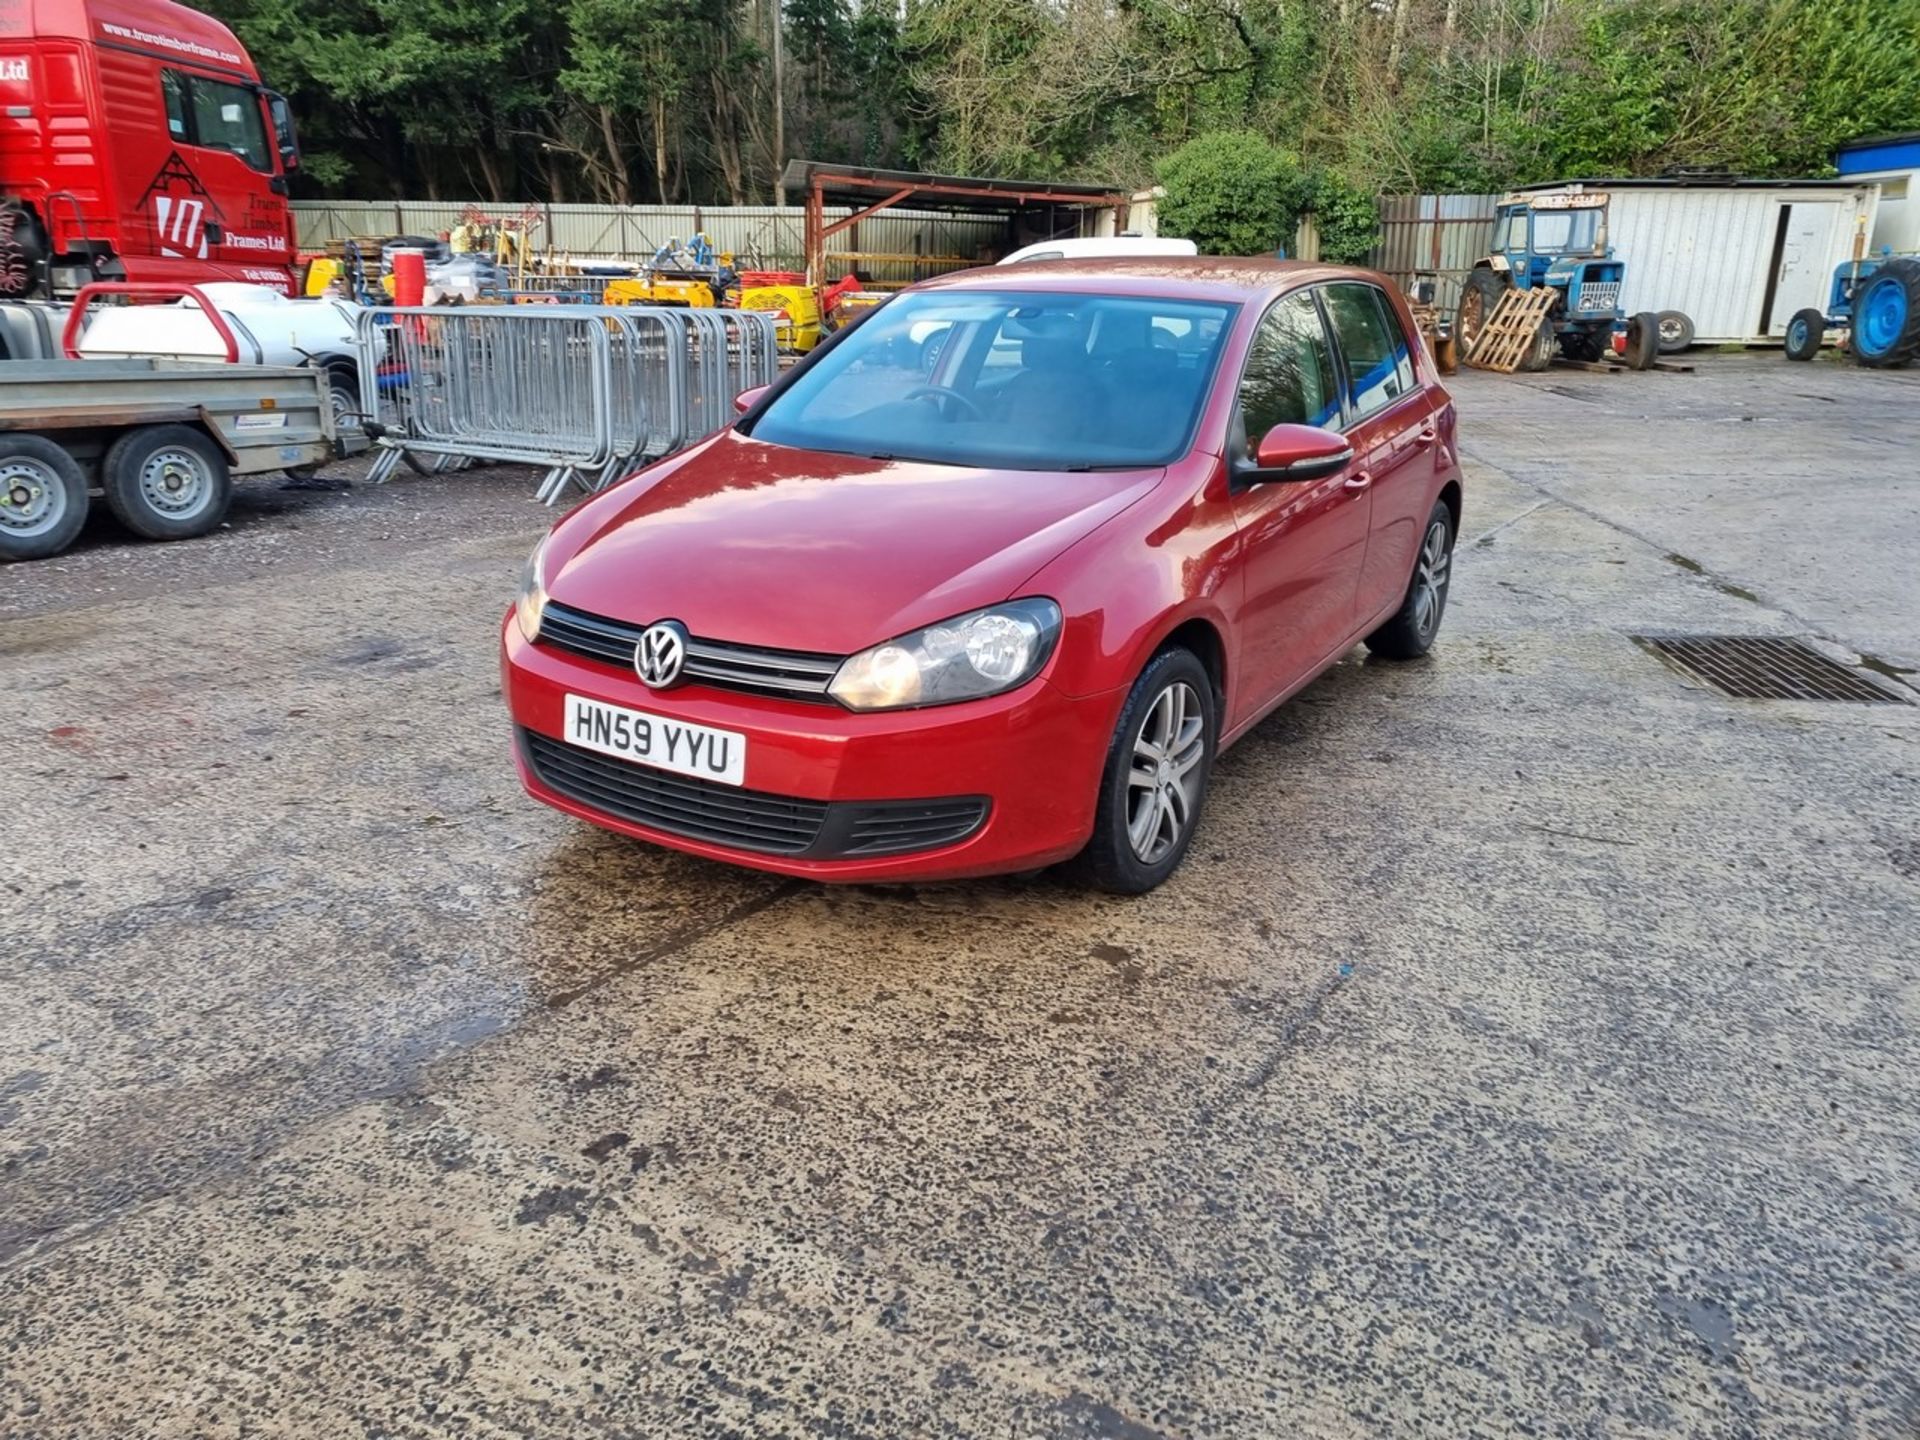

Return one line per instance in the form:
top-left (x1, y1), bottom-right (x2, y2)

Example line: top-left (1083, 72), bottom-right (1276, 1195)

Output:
top-left (1322, 283), bottom-right (1415, 421)
top-left (1235, 290), bottom-right (1340, 447)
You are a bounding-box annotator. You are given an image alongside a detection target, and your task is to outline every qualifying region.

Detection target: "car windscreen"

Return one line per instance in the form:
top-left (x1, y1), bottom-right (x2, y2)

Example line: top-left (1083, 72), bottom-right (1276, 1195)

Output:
top-left (748, 290), bottom-right (1236, 471)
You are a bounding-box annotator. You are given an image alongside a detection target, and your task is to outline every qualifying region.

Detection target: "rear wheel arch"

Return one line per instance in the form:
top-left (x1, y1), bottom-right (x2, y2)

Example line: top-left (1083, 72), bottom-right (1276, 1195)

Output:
top-left (1438, 479), bottom-right (1463, 537)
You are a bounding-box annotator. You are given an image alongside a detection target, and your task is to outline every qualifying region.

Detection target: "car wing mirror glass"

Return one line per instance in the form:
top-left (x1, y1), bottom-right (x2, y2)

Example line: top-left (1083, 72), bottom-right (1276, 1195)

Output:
top-left (1247, 422), bottom-right (1352, 483)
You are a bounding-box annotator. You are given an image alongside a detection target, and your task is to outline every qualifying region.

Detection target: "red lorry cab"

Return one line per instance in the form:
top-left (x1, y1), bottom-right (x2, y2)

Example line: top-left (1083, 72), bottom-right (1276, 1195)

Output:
top-left (0, 0), bottom-right (299, 298)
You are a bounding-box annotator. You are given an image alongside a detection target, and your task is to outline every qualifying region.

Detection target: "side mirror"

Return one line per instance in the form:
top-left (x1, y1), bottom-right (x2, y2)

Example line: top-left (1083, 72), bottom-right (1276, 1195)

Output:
top-left (1242, 422), bottom-right (1353, 483)
top-left (733, 385), bottom-right (769, 415)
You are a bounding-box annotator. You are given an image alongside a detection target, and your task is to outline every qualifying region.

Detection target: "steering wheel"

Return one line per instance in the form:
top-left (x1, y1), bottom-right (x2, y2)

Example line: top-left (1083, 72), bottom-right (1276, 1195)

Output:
top-left (903, 385), bottom-right (985, 420)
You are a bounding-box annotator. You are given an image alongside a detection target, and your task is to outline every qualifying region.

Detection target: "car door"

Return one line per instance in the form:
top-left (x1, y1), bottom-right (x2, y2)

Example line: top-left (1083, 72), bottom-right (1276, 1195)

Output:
top-left (1226, 288), bottom-right (1372, 728)
top-left (1319, 282), bottom-right (1440, 621)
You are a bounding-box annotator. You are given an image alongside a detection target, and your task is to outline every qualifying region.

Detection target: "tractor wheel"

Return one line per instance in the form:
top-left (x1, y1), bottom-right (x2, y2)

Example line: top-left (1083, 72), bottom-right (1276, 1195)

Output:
top-left (1518, 318), bottom-right (1556, 372)
top-left (1623, 312), bottom-right (1661, 370)
top-left (1848, 257), bottom-right (1920, 367)
top-left (1559, 330), bottom-right (1606, 363)
top-left (1455, 268), bottom-right (1510, 363)
top-left (1656, 310), bottom-right (1695, 353)
top-left (1784, 308), bottom-right (1825, 362)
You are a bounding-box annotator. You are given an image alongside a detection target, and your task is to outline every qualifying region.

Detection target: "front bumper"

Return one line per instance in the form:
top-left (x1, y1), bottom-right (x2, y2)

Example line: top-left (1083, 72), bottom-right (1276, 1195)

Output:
top-left (501, 614), bottom-right (1121, 881)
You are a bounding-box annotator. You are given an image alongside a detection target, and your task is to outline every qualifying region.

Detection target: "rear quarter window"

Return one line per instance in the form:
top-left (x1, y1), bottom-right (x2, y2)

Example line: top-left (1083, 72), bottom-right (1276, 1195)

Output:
top-left (1323, 283), bottom-right (1415, 421)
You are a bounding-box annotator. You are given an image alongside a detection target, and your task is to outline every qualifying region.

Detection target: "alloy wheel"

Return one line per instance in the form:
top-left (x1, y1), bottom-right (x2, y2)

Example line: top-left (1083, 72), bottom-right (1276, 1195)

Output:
top-left (1413, 517), bottom-right (1452, 637)
top-left (1126, 680), bottom-right (1206, 864)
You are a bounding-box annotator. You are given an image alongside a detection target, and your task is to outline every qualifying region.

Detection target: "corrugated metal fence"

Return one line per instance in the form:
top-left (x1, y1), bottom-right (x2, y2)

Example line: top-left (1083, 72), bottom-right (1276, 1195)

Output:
top-left (1369, 194), bottom-right (1500, 311)
top-left (291, 202), bottom-right (1009, 287)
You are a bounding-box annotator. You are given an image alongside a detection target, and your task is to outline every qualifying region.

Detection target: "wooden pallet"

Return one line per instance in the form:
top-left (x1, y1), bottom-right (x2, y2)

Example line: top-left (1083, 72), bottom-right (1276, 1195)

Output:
top-left (1463, 286), bottom-right (1556, 373)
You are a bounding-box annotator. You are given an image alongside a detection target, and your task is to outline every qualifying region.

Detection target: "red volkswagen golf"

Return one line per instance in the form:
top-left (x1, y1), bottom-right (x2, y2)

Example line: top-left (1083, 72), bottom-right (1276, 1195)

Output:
top-left (502, 259), bottom-right (1461, 892)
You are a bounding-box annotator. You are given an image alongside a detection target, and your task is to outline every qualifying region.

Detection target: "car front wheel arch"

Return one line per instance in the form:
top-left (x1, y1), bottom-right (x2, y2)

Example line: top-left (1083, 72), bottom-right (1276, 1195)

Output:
top-left (1146, 615), bottom-right (1228, 718)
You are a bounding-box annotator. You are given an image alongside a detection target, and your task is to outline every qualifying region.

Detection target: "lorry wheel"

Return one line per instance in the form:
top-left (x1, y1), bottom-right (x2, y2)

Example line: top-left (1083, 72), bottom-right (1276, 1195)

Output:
top-left (1784, 308), bottom-right (1825, 361)
top-left (1623, 312), bottom-right (1660, 370)
top-left (102, 425), bottom-right (231, 541)
top-left (0, 434), bottom-right (88, 561)
top-left (1518, 318), bottom-right (1556, 372)
top-left (1454, 268), bottom-right (1510, 362)
top-left (1848, 257), bottom-right (1920, 367)
top-left (1656, 310), bottom-right (1695, 352)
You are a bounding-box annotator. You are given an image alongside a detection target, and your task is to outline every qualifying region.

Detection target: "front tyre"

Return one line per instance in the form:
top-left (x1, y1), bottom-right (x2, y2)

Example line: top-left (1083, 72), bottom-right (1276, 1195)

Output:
top-left (1068, 647), bottom-right (1216, 895)
top-left (1623, 312), bottom-right (1661, 370)
top-left (1364, 499), bottom-right (1455, 660)
top-left (1784, 308), bottom-right (1825, 362)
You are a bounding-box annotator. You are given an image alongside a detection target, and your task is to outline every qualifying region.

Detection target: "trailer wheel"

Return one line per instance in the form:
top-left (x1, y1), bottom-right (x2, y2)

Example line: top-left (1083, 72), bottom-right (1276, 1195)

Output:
top-left (1848, 257), bottom-right (1920, 368)
top-left (101, 425), bottom-right (231, 541)
top-left (1784, 308), bottom-right (1825, 362)
top-left (0, 434), bottom-right (88, 561)
top-left (1623, 312), bottom-right (1660, 370)
top-left (1656, 310), bottom-right (1695, 353)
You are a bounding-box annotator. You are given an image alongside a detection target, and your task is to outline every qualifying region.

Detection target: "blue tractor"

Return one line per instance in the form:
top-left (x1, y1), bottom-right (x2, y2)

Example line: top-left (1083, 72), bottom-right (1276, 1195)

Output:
top-left (1455, 189), bottom-right (1663, 371)
top-left (1784, 252), bottom-right (1920, 367)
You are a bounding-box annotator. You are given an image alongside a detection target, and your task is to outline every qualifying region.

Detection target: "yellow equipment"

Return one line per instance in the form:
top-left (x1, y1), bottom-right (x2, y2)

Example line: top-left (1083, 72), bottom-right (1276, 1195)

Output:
top-left (737, 278), bottom-right (823, 353)
top-left (602, 275), bottom-right (719, 309)
top-left (302, 256), bottom-right (343, 297)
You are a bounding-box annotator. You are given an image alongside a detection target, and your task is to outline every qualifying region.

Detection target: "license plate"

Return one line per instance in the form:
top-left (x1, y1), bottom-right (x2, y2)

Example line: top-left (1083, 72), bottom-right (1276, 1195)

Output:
top-left (562, 693), bottom-right (746, 787)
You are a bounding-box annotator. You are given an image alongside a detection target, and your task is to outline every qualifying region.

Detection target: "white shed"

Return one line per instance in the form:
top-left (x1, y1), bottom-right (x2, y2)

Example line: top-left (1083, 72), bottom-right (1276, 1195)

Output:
top-left (1511, 178), bottom-right (1880, 344)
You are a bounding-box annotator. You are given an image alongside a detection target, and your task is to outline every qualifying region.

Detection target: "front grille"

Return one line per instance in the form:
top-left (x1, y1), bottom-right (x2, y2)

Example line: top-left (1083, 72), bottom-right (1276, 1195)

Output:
top-left (539, 602), bottom-right (843, 703)
top-left (521, 729), bottom-right (989, 858)
top-left (1577, 282), bottom-right (1621, 313)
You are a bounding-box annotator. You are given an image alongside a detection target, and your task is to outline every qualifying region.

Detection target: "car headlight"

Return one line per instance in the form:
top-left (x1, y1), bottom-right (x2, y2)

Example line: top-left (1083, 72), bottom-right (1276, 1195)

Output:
top-left (829, 599), bottom-right (1062, 711)
top-left (514, 534), bottom-right (551, 643)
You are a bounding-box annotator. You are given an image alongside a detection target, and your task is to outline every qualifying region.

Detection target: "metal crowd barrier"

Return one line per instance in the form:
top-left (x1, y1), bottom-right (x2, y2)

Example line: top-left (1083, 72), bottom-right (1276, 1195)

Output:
top-left (352, 304), bottom-right (778, 504)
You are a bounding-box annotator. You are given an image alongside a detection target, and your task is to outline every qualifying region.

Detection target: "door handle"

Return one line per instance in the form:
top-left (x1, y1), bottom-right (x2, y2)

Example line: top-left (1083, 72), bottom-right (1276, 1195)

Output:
top-left (1414, 426), bottom-right (1437, 448)
top-left (1343, 469), bottom-right (1373, 493)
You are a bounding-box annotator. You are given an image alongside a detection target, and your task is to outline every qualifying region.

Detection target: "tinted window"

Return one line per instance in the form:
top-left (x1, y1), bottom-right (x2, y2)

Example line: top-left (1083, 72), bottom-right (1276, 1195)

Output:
top-left (1323, 283), bottom-right (1415, 420)
top-left (1236, 291), bottom-right (1339, 446)
top-left (162, 71), bottom-right (189, 140)
top-left (751, 290), bottom-right (1234, 471)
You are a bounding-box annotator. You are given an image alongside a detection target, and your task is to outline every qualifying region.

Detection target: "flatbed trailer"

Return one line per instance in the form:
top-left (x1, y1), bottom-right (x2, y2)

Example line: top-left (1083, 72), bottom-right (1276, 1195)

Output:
top-left (0, 357), bottom-right (340, 561)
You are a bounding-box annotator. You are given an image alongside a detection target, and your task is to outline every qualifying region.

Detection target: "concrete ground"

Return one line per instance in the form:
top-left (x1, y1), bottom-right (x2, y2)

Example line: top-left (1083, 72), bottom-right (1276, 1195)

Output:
top-left (2, 355), bottom-right (1916, 1439)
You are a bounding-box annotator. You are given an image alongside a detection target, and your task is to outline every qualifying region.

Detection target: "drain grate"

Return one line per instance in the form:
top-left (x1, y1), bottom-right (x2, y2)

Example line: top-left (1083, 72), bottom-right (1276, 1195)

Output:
top-left (1634, 635), bottom-right (1909, 703)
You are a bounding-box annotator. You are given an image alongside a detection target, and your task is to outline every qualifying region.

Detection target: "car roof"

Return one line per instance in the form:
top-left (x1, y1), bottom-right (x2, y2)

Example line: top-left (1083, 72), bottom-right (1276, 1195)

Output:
top-left (918, 255), bottom-right (1382, 304)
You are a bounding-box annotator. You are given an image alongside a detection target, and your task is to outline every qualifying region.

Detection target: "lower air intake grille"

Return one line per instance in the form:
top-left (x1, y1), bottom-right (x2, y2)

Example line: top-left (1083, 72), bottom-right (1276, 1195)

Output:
top-left (1634, 635), bottom-right (1909, 704)
top-left (523, 729), bottom-right (829, 854)
top-left (841, 799), bottom-right (990, 856)
top-left (520, 730), bottom-right (989, 858)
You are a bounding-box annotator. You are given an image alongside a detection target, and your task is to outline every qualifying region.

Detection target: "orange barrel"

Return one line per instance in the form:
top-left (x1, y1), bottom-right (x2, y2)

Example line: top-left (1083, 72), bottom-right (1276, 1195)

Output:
top-left (391, 248), bottom-right (428, 307)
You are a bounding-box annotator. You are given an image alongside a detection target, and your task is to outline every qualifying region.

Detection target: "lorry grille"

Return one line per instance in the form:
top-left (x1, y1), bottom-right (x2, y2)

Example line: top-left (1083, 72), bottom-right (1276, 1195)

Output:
top-left (1577, 282), bottom-right (1621, 313)
top-left (538, 602), bottom-right (843, 702)
top-left (521, 730), bottom-right (989, 858)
